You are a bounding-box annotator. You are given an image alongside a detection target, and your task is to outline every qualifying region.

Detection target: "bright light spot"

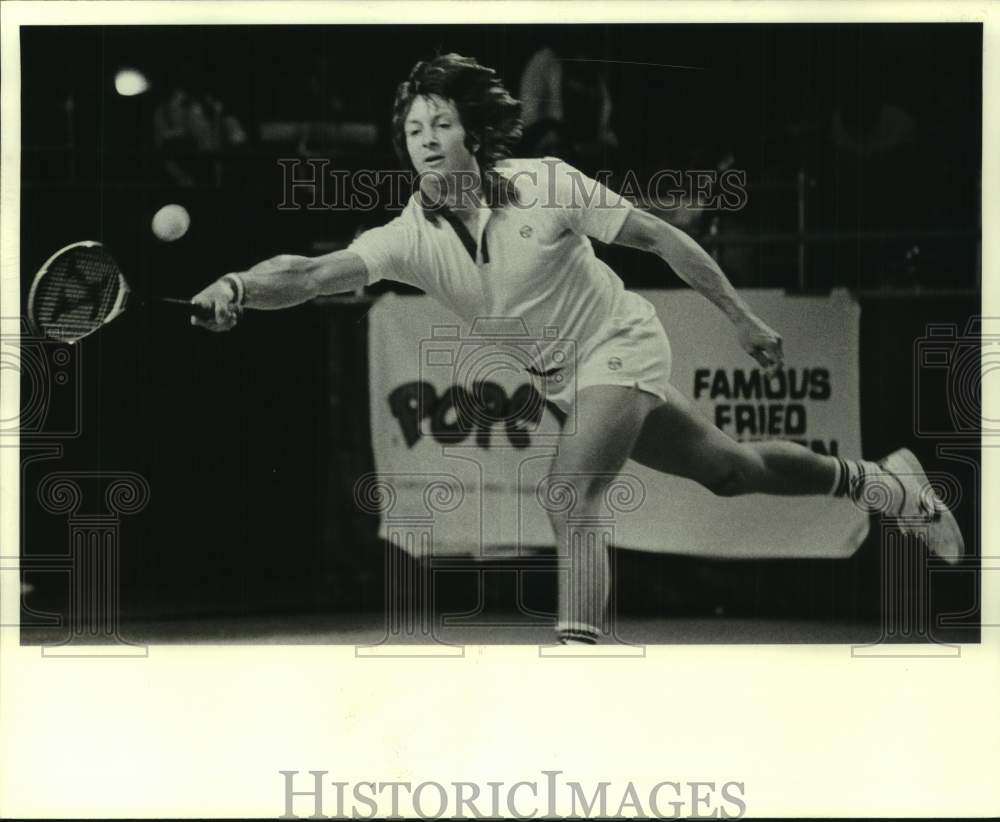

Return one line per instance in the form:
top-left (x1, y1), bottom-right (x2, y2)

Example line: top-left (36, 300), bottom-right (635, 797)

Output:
top-left (114, 68), bottom-right (149, 97)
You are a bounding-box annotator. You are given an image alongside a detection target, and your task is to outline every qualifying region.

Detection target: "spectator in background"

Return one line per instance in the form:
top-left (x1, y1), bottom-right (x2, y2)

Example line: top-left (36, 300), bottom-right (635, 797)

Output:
top-left (519, 40), bottom-right (618, 171)
top-left (153, 85), bottom-right (247, 186)
top-left (831, 94), bottom-right (916, 160)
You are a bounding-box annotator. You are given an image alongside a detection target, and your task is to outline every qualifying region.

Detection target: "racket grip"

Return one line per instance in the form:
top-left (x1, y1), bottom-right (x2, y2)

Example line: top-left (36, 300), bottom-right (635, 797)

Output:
top-left (158, 297), bottom-right (214, 322)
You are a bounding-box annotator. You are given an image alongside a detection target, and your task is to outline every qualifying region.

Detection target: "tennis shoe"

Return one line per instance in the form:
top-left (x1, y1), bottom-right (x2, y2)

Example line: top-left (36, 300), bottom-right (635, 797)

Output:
top-left (876, 448), bottom-right (963, 564)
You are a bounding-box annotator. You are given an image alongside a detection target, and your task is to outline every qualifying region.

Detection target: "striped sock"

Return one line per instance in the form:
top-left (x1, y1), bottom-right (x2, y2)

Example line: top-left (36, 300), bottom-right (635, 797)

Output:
top-left (830, 457), bottom-right (855, 499)
top-left (831, 458), bottom-right (898, 513)
top-left (557, 623), bottom-right (599, 645)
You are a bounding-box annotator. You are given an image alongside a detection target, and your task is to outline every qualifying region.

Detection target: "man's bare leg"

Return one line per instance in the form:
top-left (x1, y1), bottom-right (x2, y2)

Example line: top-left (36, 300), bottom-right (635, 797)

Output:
top-left (546, 385), bottom-right (660, 644)
top-left (630, 384), bottom-right (875, 498)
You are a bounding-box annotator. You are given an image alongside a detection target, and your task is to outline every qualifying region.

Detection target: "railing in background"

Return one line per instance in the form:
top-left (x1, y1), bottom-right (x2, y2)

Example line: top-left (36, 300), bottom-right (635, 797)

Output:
top-left (21, 149), bottom-right (981, 295)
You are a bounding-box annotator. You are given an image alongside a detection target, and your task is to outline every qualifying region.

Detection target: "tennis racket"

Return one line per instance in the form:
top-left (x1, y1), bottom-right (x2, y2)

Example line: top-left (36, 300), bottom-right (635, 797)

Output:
top-left (27, 241), bottom-right (213, 343)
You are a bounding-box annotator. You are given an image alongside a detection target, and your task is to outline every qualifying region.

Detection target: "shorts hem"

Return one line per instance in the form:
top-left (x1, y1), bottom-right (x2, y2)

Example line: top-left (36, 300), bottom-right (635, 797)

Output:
top-left (548, 378), bottom-right (668, 413)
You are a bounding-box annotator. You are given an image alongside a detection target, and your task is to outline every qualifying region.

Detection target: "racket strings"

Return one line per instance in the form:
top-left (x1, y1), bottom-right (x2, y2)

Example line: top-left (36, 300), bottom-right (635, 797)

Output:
top-left (33, 246), bottom-right (123, 342)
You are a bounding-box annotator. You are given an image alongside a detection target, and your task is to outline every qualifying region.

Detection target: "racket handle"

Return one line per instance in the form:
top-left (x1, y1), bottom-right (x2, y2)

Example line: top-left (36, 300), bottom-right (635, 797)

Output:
top-left (158, 296), bottom-right (216, 322)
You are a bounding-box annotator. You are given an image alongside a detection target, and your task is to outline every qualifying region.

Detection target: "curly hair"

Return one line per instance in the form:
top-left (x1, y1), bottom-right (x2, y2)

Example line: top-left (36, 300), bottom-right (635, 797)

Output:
top-left (392, 53), bottom-right (523, 208)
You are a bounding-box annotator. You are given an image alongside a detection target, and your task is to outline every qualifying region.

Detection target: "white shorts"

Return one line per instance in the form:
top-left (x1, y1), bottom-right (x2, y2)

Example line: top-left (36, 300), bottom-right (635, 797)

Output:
top-left (544, 303), bottom-right (673, 415)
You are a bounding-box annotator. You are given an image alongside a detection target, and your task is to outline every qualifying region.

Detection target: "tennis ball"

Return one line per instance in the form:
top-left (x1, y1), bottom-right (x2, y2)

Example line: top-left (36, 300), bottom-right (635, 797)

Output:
top-left (151, 204), bottom-right (190, 242)
top-left (114, 68), bottom-right (149, 97)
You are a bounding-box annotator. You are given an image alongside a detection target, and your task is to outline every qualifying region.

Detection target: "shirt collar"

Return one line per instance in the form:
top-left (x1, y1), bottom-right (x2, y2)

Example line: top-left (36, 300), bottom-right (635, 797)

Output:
top-left (418, 189), bottom-right (491, 222)
top-left (417, 191), bottom-right (492, 264)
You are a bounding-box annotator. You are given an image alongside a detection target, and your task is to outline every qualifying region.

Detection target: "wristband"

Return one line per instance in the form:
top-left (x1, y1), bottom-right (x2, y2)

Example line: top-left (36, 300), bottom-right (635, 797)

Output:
top-left (221, 273), bottom-right (246, 307)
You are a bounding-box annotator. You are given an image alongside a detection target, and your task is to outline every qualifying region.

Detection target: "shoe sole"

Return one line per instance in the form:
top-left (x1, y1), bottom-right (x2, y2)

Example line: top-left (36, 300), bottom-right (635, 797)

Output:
top-left (893, 448), bottom-right (964, 564)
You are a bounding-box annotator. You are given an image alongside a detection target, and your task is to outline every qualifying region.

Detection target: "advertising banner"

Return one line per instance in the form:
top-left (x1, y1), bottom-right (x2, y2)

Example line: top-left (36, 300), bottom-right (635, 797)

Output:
top-left (368, 289), bottom-right (868, 559)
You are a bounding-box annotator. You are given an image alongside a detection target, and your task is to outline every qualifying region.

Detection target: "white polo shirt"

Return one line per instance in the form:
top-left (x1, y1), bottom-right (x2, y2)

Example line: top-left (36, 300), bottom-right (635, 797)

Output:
top-left (348, 157), bottom-right (657, 372)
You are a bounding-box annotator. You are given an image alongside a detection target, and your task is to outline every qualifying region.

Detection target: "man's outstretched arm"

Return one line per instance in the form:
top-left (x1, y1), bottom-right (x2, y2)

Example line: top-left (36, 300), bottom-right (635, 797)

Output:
top-left (190, 250), bottom-right (368, 332)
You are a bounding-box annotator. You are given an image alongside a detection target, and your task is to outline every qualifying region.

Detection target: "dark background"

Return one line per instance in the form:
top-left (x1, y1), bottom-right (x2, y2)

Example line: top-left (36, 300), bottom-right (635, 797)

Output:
top-left (19, 24), bottom-right (982, 641)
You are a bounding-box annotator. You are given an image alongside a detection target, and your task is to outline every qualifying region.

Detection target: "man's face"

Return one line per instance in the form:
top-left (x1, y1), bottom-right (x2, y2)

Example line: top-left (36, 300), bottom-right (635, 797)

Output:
top-left (404, 95), bottom-right (478, 187)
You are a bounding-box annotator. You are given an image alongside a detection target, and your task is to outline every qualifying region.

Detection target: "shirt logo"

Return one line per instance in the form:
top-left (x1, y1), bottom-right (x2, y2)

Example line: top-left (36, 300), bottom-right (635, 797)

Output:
top-left (519, 225), bottom-right (534, 238)
top-left (607, 357), bottom-right (623, 371)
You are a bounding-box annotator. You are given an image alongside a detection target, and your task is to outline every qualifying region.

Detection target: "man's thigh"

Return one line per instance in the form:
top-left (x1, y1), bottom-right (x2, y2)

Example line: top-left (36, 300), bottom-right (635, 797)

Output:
top-left (551, 384), bottom-right (661, 479)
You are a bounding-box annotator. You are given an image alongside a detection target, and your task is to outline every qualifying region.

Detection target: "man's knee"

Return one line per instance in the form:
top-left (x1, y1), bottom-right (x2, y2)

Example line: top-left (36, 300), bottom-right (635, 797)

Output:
top-left (542, 472), bottom-right (613, 522)
top-left (703, 450), bottom-right (762, 497)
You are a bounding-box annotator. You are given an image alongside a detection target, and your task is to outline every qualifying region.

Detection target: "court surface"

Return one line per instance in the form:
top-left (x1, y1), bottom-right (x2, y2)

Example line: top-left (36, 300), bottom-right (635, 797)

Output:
top-left (22, 612), bottom-right (962, 647)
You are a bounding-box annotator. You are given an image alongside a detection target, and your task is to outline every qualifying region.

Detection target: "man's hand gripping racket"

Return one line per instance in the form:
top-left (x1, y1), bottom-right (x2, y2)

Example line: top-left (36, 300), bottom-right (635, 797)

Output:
top-left (190, 276), bottom-right (244, 332)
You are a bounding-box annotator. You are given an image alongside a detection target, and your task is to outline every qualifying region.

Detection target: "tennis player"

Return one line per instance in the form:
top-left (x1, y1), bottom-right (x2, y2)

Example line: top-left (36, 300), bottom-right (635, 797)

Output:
top-left (193, 54), bottom-right (963, 645)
